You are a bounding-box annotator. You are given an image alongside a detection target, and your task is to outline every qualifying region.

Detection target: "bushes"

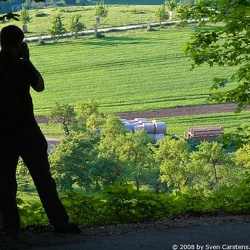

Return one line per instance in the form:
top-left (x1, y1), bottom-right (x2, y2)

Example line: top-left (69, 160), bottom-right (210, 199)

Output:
top-left (6, 178), bottom-right (248, 229)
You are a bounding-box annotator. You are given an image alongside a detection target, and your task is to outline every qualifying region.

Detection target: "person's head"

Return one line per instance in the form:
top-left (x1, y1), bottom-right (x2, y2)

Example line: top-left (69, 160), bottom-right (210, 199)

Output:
top-left (0, 25), bottom-right (24, 54)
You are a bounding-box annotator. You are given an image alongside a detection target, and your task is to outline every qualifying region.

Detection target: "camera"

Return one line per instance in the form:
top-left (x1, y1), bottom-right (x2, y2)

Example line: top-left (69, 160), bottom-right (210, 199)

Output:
top-left (22, 42), bottom-right (27, 48)
top-left (19, 42), bottom-right (29, 59)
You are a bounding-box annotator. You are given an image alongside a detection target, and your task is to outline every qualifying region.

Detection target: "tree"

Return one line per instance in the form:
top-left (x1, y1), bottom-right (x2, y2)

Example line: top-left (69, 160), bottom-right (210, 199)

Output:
top-left (74, 99), bottom-right (106, 133)
top-left (155, 3), bottom-right (169, 24)
top-left (90, 156), bottom-right (124, 191)
top-left (98, 114), bottom-right (127, 157)
top-left (165, 0), bottom-right (178, 19)
top-left (190, 141), bottom-right (234, 190)
top-left (235, 143), bottom-right (250, 168)
top-left (116, 130), bottom-right (155, 192)
top-left (67, 14), bottom-right (85, 39)
top-left (47, 12), bottom-right (65, 42)
top-left (49, 132), bottom-right (97, 192)
top-left (94, 0), bottom-right (108, 37)
top-left (76, 99), bottom-right (100, 121)
top-left (98, 115), bottom-right (127, 180)
top-left (19, 3), bottom-right (32, 33)
top-left (154, 136), bottom-right (190, 191)
top-left (181, 0), bottom-right (250, 112)
top-left (95, 0), bottom-right (108, 23)
top-left (49, 102), bottom-right (76, 135)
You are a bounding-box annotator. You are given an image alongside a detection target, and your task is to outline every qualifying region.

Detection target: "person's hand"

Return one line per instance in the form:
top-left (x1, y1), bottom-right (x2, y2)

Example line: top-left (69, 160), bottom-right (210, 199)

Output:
top-left (19, 42), bottom-right (30, 60)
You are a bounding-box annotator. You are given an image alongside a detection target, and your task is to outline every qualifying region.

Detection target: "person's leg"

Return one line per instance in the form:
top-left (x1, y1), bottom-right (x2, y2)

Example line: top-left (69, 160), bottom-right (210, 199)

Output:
top-left (19, 127), bottom-right (70, 228)
top-left (0, 137), bottom-right (20, 232)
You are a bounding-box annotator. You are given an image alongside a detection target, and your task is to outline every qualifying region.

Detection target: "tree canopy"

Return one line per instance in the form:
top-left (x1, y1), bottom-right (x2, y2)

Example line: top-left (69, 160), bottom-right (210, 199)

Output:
top-left (180, 0), bottom-right (250, 112)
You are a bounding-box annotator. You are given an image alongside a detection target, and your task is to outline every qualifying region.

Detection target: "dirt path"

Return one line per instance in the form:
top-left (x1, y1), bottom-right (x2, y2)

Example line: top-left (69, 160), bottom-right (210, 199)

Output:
top-left (35, 104), bottom-right (250, 123)
top-left (116, 104), bottom-right (250, 120)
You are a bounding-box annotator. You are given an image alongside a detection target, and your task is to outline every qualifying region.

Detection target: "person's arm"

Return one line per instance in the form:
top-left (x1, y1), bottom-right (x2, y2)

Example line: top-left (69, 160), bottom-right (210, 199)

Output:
top-left (32, 67), bottom-right (44, 92)
top-left (20, 42), bottom-right (45, 92)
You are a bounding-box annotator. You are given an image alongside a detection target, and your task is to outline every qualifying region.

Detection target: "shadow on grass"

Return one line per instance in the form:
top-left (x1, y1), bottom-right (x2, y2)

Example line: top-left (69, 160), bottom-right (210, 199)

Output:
top-left (83, 35), bottom-right (156, 46)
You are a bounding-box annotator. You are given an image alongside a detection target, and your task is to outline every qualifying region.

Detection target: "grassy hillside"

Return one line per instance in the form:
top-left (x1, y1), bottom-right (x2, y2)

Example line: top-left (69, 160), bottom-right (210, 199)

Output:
top-left (26, 27), bottom-right (234, 116)
top-left (0, 5), bottom-right (161, 37)
top-left (1, 5), bottom-right (246, 137)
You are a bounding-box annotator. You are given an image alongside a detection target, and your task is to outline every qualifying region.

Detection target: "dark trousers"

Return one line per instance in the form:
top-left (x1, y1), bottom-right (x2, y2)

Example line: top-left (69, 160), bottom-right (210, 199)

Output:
top-left (0, 126), bottom-right (69, 231)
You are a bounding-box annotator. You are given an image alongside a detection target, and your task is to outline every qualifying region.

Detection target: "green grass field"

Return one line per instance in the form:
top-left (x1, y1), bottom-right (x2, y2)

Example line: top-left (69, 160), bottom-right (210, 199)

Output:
top-left (24, 27), bottom-right (234, 117)
top-left (0, 5), bottom-right (162, 37)
top-left (162, 111), bottom-right (250, 137)
top-left (1, 5), bottom-right (247, 138)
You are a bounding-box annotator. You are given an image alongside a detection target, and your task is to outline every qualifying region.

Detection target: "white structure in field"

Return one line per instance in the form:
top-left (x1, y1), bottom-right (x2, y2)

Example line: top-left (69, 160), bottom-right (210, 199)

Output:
top-left (121, 118), bottom-right (166, 141)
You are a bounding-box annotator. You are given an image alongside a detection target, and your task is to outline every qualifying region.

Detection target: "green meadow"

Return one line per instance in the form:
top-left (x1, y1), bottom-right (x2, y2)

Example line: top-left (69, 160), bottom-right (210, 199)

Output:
top-left (162, 112), bottom-right (250, 137)
top-left (26, 28), bottom-right (234, 116)
top-left (1, 5), bottom-right (248, 137)
top-left (0, 5), bottom-right (162, 37)
top-left (29, 27), bottom-right (247, 138)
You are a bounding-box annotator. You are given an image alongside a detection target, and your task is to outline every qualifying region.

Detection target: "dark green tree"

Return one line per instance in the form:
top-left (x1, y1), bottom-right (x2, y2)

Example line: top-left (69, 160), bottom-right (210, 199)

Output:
top-left (49, 132), bottom-right (97, 192)
top-left (190, 141), bottom-right (235, 190)
top-left (181, 0), bottom-right (250, 112)
top-left (154, 136), bottom-right (190, 191)
top-left (117, 130), bottom-right (155, 192)
top-left (49, 102), bottom-right (76, 135)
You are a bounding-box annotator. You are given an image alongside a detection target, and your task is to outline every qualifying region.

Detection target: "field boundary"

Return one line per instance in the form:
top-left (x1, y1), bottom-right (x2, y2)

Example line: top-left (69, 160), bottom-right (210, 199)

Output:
top-left (35, 103), bottom-right (250, 123)
top-left (25, 20), bottom-right (187, 42)
top-left (115, 103), bottom-right (250, 120)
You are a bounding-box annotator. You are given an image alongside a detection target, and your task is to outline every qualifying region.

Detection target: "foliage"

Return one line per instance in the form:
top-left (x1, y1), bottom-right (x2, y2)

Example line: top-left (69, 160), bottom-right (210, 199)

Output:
top-left (165, 0), bottom-right (178, 19)
top-left (49, 132), bottom-right (98, 192)
top-left (154, 136), bottom-right (190, 190)
top-left (16, 159), bottom-right (34, 191)
top-left (155, 3), bottom-right (169, 24)
top-left (19, 4), bottom-right (32, 27)
top-left (116, 130), bottom-right (155, 191)
top-left (235, 143), bottom-right (250, 168)
top-left (222, 126), bottom-right (250, 149)
top-left (181, 0), bottom-right (250, 112)
top-left (47, 12), bottom-right (66, 42)
top-left (189, 141), bottom-right (235, 190)
top-left (19, 202), bottom-right (49, 227)
top-left (95, 0), bottom-right (108, 19)
top-left (67, 14), bottom-right (85, 39)
top-left (5, 176), bottom-right (249, 229)
top-left (165, 0), bottom-right (178, 11)
top-left (49, 102), bottom-right (76, 135)
top-left (75, 99), bottom-right (100, 121)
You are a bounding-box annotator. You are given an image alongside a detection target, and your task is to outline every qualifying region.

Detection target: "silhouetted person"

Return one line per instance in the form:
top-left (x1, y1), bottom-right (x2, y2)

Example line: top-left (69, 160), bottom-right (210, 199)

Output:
top-left (0, 25), bottom-right (80, 235)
